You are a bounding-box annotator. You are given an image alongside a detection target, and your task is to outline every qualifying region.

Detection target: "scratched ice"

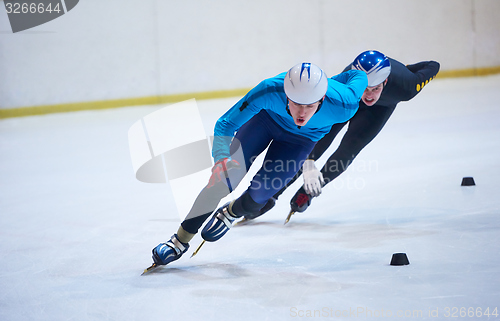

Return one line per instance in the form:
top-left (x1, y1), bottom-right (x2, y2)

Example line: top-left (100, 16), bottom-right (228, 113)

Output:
top-left (1, 75), bottom-right (499, 321)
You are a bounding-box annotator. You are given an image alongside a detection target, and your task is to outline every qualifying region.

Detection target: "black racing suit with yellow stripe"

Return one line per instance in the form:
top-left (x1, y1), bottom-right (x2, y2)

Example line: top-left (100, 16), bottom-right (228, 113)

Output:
top-left (254, 58), bottom-right (440, 217)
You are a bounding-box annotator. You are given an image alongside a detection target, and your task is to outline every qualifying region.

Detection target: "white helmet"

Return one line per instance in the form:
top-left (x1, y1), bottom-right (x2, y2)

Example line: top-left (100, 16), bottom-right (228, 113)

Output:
top-left (284, 62), bottom-right (328, 104)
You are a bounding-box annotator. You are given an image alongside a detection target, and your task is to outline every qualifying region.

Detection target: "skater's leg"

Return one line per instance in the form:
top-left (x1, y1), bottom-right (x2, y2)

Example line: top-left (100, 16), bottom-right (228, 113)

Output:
top-left (179, 111), bottom-right (275, 235)
top-left (321, 105), bottom-right (394, 185)
top-left (284, 105), bottom-right (396, 216)
top-left (271, 122), bottom-right (347, 200)
top-left (246, 122), bottom-right (347, 220)
top-left (203, 124), bottom-right (316, 236)
top-left (152, 112), bottom-right (276, 264)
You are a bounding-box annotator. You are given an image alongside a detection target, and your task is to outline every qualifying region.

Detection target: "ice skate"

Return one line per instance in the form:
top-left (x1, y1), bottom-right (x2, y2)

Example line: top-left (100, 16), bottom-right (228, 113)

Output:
top-left (201, 202), bottom-right (238, 242)
top-left (236, 197), bottom-right (277, 225)
top-left (151, 234), bottom-right (189, 266)
top-left (284, 187), bottom-right (313, 224)
top-left (290, 186), bottom-right (313, 213)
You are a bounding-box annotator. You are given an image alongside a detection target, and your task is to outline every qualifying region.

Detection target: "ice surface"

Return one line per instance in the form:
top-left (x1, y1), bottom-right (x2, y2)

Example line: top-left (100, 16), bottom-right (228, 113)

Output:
top-left (1, 75), bottom-right (499, 320)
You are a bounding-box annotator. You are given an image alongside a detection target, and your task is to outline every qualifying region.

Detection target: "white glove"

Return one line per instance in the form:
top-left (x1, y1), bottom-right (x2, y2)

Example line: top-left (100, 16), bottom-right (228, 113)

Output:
top-left (302, 159), bottom-right (325, 197)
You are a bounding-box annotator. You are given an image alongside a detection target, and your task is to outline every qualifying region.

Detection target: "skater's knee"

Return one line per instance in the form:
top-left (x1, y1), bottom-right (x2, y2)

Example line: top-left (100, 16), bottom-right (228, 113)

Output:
top-left (232, 191), bottom-right (265, 217)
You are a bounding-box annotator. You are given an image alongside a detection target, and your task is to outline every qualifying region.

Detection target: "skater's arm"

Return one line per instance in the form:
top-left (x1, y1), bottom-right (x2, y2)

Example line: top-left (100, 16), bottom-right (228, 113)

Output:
top-left (329, 69), bottom-right (368, 105)
top-left (400, 60), bottom-right (440, 100)
top-left (212, 75), bottom-right (286, 162)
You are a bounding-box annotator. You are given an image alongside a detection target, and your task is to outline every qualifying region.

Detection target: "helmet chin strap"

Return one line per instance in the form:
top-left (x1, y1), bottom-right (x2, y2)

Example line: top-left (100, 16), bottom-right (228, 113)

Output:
top-left (314, 98), bottom-right (324, 114)
top-left (286, 100), bottom-right (292, 116)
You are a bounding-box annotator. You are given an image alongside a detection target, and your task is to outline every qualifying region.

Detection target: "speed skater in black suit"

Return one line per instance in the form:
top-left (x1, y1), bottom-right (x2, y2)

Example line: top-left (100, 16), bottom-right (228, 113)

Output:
top-left (242, 50), bottom-right (440, 223)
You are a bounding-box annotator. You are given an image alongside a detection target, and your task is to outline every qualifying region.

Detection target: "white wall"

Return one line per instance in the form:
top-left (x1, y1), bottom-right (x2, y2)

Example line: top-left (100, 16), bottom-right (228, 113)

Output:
top-left (1, 0), bottom-right (499, 109)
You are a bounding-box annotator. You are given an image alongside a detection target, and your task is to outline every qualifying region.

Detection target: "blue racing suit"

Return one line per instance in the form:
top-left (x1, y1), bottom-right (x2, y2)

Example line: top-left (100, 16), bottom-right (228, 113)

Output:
top-left (181, 69), bottom-right (367, 233)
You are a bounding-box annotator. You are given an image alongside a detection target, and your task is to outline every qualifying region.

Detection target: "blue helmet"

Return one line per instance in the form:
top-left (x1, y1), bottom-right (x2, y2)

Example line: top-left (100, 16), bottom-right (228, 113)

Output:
top-left (351, 50), bottom-right (391, 87)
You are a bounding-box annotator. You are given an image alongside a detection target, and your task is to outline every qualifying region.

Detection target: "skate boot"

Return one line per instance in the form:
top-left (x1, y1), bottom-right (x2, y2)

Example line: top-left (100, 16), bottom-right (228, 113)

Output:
top-left (290, 186), bottom-right (313, 213)
top-left (201, 202), bottom-right (238, 242)
top-left (152, 234), bottom-right (189, 265)
top-left (241, 197), bottom-right (277, 222)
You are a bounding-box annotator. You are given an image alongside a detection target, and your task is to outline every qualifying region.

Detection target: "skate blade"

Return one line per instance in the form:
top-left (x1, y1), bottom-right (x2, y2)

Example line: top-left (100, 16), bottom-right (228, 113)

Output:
top-left (141, 263), bottom-right (159, 275)
top-left (234, 217), bottom-right (252, 226)
top-left (284, 210), bottom-right (295, 225)
top-left (190, 240), bottom-right (206, 258)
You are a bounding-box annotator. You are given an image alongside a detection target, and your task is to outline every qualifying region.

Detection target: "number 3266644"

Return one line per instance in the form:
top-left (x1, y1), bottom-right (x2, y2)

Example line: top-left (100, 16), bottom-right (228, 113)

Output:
top-left (5, 2), bottom-right (62, 14)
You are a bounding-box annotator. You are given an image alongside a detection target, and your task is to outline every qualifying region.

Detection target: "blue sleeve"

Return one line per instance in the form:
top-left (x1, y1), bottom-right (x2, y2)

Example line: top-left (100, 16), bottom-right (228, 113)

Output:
top-left (329, 69), bottom-right (368, 105)
top-left (211, 78), bottom-right (279, 162)
top-left (211, 98), bottom-right (259, 162)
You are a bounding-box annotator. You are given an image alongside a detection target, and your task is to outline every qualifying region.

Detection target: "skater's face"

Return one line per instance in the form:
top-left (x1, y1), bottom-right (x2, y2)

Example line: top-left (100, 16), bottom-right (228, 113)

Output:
top-left (361, 79), bottom-right (387, 106)
top-left (288, 98), bottom-right (323, 126)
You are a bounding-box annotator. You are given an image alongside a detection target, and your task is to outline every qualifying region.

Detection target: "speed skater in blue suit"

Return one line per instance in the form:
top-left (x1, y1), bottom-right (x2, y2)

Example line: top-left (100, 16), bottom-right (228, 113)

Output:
top-left (149, 62), bottom-right (367, 267)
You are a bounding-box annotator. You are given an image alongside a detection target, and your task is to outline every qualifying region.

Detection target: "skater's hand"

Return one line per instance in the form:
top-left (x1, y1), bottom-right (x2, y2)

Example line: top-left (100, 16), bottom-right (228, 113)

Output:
top-left (207, 157), bottom-right (240, 188)
top-left (302, 159), bottom-right (324, 197)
